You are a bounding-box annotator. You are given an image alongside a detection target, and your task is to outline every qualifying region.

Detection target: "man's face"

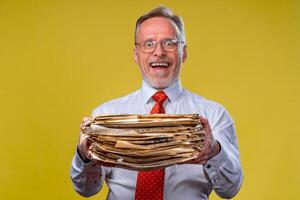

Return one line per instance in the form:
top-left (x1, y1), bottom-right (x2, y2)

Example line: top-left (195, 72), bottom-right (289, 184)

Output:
top-left (134, 17), bottom-right (187, 89)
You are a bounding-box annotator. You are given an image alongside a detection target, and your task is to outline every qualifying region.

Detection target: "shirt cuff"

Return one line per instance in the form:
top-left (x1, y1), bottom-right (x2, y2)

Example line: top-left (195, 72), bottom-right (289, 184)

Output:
top-left (203, 142), bottom-right (229, 185)
top-left (73, 150), bottom-right (98, 171)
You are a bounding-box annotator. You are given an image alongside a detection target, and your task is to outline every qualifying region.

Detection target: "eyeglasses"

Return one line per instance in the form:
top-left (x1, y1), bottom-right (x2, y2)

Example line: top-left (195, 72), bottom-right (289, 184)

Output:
top-left (135, 38), bottom-right (184, 53)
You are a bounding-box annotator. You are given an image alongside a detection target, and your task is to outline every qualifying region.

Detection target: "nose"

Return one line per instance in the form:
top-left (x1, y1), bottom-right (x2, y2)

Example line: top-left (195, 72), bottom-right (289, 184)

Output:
top-left (153, 42), bottom-right (166, 57)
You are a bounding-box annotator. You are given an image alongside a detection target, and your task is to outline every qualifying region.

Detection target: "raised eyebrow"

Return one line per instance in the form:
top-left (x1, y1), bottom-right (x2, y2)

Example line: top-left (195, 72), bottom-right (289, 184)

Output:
top-left (145, 40), bottom-right (155, 43)
top-left (141, 38), bottom-right (156, 42)
top-left (163, 38), bottom-right (178, 41)
top-left (139, 38), bottom-right (177, 45)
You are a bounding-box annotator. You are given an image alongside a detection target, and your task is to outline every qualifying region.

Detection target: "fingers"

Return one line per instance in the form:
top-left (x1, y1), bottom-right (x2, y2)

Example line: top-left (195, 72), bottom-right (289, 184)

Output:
top-left (80, 116), bottom-right (93, 132)
top-left (78, 134), bottom-right (92, 161)
top-left (173, 117), bottom-right (217, 165)
top-left (199, 117), bottom-right (211, 133)
top-left (184, 116), bottom-right (216, 164)
top-left (79, 133), bottom-right (90, 144)
top-left (78, 117), bottom-right (117, 167)
top-left (82, 116), bottom-right (91, 123)
top-left (199, 117), bottom-right (212, 147)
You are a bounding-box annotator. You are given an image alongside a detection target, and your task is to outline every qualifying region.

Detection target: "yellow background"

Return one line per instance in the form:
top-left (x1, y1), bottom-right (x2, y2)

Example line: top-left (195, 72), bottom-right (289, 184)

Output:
top-left (0, 0), bottom-right (299, 199)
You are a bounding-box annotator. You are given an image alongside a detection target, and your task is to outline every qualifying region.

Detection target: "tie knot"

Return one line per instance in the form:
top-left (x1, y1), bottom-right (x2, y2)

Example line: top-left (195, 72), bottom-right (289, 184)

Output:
top-left (152, 91), bottom-right (168, 104)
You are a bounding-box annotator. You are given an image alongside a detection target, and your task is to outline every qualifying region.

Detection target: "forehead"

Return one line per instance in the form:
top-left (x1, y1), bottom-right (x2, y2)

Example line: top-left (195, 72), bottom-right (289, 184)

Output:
top-left (137, 17), bottom-right (179, 41)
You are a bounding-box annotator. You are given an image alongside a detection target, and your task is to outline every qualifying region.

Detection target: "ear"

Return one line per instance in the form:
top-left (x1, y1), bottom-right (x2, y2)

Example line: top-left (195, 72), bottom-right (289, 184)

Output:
top-left (182, 45), bottom-right (187, 63)
top-left (134, 46), bottom-right (139, 65)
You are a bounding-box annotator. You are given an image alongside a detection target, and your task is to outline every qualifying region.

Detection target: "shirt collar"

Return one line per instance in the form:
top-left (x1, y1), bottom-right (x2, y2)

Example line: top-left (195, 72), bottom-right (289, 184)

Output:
top-left (141, 79), bottom-right (183, 104)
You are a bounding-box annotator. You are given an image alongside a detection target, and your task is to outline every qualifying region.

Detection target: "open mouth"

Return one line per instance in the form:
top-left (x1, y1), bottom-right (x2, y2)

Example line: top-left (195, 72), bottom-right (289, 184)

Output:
top-left (150, 62), bottom-right (170, 68)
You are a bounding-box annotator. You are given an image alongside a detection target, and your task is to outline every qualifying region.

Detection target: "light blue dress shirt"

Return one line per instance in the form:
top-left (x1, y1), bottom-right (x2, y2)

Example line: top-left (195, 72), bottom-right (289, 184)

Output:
top-left (70, 80), bottom-right (243, 200)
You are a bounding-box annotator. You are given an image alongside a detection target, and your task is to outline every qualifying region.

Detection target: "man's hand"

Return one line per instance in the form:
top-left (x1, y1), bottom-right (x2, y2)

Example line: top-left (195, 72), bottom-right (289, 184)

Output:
top-left (185, 116), bottom-right (220, 164)
top-left (77, 116), bottom-right (116, 167)
top-left (77, 117), bottom-right (93, 163)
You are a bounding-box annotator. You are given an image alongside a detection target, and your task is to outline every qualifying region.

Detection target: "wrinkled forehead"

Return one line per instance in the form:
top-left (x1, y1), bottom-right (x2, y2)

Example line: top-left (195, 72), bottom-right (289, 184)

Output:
top-left (136, 17), bottom-right (180, 42)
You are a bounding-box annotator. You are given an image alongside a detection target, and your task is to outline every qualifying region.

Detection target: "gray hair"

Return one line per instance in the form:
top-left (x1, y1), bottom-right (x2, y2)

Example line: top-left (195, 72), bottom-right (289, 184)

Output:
top-left (134, 6), bottom-right (186, 43)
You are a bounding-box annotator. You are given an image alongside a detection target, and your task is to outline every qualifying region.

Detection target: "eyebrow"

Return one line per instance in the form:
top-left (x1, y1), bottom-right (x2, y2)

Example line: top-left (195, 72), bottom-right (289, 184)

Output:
top-left (140, 37), bottom-right (177, 42)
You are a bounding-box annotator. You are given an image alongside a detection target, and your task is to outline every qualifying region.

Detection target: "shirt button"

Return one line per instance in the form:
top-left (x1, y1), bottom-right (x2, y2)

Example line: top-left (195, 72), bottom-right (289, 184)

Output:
top-left (206, 164), bottom-right (211, 169)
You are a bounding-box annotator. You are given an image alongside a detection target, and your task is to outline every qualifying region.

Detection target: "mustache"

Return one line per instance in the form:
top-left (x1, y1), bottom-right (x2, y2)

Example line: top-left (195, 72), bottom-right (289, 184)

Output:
top-left (148, 57), bottom-right (172, 63)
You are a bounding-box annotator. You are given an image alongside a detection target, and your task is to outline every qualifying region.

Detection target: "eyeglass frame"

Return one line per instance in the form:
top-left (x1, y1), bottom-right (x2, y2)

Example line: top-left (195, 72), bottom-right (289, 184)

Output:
top-left (135, 38), bottom-right (185, 53)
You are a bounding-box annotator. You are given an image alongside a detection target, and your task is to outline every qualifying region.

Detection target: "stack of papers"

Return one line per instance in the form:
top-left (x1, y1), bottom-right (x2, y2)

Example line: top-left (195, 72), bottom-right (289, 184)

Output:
top-left (81, 114), bottom-right (205, 170)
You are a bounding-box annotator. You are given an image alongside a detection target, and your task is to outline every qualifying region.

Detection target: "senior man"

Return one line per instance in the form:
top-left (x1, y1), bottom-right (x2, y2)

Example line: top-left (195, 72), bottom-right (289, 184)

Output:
top-left (70, 6), bottom-right (243, 200)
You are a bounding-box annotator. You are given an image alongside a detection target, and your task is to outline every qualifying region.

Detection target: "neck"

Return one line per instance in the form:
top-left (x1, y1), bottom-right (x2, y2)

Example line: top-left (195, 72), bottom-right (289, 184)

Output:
top-left (144, 79), bottom-right (179, 90)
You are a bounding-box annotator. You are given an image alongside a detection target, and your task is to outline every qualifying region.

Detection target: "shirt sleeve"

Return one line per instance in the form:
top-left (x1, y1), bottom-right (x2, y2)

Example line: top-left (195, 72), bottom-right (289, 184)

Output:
top-left (70, 150), bottom-right (105, 197)
top-left (70, 105), bottom-right (111, 197)
top-left (203, 106), bottom-right (243, 199)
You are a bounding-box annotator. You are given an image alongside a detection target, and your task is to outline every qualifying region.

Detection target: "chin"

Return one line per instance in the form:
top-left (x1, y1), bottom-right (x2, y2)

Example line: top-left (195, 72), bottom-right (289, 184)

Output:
top-left (148, 78), bottom-right (172, 89)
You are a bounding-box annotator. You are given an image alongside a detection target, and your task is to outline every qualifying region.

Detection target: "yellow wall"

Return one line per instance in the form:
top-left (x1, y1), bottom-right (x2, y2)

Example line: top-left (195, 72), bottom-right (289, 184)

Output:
top-left (0, 0), bottom-right (299, 199)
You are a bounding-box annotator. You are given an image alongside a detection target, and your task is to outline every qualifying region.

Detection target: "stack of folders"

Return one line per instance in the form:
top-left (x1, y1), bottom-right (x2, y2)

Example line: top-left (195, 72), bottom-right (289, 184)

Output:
top-left (81, 114), bottom-right (205, 170)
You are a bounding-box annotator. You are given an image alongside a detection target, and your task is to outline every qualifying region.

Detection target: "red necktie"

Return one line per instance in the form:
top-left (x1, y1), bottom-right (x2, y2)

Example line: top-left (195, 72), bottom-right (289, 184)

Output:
top-left (135, 91), bottom-right (168, 200)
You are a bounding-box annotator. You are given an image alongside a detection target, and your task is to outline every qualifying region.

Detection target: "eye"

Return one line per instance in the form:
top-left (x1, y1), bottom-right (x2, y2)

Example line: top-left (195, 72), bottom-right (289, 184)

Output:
top-left (163, 39), bottom-right (177, 49)
top-left (143, 41), bottom-right (155, 48)
top-left (164, 40), bottom-right (174, 46)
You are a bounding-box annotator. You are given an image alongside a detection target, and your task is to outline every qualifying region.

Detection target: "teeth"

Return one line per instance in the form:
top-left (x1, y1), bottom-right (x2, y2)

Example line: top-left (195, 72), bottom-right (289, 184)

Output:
top-left (151, 62), bottom-right (169, 67)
